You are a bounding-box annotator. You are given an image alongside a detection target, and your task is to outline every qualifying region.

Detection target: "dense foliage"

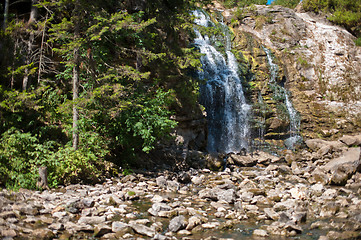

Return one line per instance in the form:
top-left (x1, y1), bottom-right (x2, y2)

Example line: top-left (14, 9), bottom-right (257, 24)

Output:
top-left (303, 0), bottom-right (361, 41)
top-left (218, 0), bottom-right (267, 8)
top-left (0, 0), bottom-right (210, 189)
top-left (272, 0), bottom-right (300, 8)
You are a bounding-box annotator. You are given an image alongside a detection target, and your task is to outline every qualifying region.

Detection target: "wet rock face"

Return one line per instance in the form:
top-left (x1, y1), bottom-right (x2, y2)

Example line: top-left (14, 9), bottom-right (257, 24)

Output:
top-left (1, 135), bottom-right (361, 240)
top-left (228, 5), bottom-right (361, 140)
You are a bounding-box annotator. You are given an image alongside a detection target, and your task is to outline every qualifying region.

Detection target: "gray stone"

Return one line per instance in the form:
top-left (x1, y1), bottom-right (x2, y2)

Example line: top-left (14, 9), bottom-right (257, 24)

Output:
top-left (52, 211), bottom-right (67, 219)
top-left (340, 135), bottom-right (361, 146)
top-left (178, 172), bottom-right (191, 184)
top-left (310, 167), bottom-right (329, 184)
top-left (278, 212), bottom-right (291, 223)
top-left (167, 180), bottom-right (180, 192)
top-left (169, 215), bottom-right (187, 232)
top-left (156, 176), bottom-right (167, 188)
top-left (12, 204), bottom-right (38, 215)
top-left (151, 195), bottom-right (168, 203)
top-left (292, 212), bottom-right (307, 223)
top-left (310, 183), bottom-right (324, 196)
top-left (186, 216), bottom-right (203, 230)
top-left (64, 221), bottom-right (93, 233)
top-left (82, 198), bottom-right (94, 208)
top-left (112, 221), bottom-right (128, 232)
top-left (31, 228), bottom-right (55, 239)
top-left (317, 144), bottom-right (333, 156)
top-left (1, 229), bottom-right (17, 238)
top-left (48, 222), bottom-right (64, 230)
top-left (216, 189), bottom-right (236, 203)
top-left (264, 208), bottom-right (279, 220)
top-left (121, 174), bottom-right (137, 183)
top-left (274, 199), bottom-right (297, 211)
top-left (284, 224), bottom-right (302, 233)
top-left (305, 139), bottom-right (329, 151)
top-left (129, 223), bottom-right (156, 238)
top-left (154, 233), bottom-right (169, 240)
top-left (191, 175), bottom-right (205, 185)
top-left (202, 222), bottom-right (220, 229)
top-left (253, 229), bottom-right (268, 237)
top-left (148, 202), bottom-right (173, 217)
top-left (228, 154), bottom-right (258, 167)
top-left (112, 221), bottom-right (132, 235)
top-left (94, 223), bottom-right (112, 237)
top-left (0, 211), bottom-right (16, 219)
top-left (324, 147), bottom-right (361, 185)
top-left (157, 210), bottom-right (177, 218)
top-left (199, 188), bottom-right (218, 201)
top-left (78, 216), bottom-right (106, 225)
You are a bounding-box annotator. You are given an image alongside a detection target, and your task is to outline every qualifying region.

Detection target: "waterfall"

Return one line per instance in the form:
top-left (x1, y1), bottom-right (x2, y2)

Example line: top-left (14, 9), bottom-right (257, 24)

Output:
top-left (193, 10), bottom-right (251, 154)
top-left (264, 47), bottom-right (301, 149)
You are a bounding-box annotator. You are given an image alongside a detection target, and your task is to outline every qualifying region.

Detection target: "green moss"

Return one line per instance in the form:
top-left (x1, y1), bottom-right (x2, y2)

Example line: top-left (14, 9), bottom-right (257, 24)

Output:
top-left (127, 191), bottom-right (136, 196)
top-left (297, 56), bottom-right (309, 68)
top-left (355, 37), bottom-right (361, 46)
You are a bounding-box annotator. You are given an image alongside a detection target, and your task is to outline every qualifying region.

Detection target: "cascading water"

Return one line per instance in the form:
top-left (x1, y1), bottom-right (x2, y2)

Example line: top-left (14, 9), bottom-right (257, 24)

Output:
top-left (193, 10), bottom-right (251, 154)
top-left (263, 47), bottom-right (301, 149)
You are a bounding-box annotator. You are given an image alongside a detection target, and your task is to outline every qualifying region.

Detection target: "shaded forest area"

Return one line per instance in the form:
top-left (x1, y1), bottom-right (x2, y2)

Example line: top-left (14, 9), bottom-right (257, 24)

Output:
top-left (0, 0), bottom-right (211, 189)
top-left (0, 0), bottom-right (360, 190)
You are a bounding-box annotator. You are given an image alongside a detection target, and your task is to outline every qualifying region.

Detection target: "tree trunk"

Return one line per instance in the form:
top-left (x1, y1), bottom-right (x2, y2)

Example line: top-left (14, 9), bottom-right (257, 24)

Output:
top-left (3, 0), bottom-right (9, 30)
top-left (22, 30), bottom-right (35, 91)
top-left (37, 14), bottom-right (48, 83)
top-left (22, 0), bottom-right (39, 90)
top-left (72, 52), bottom-right (79, 150)
top-left (72, 1), bottom-right (80, 150)
top-left (28, 0), bottom-right (39, 25)
top-left (37, 166), bottom-right (49, 190)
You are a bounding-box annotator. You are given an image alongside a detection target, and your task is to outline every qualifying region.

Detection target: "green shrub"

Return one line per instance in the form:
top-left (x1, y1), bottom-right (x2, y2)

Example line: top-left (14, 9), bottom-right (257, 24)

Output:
top-left (219, 0), bottom-right (267, 8)
top-left (0, 127), bottom-right (108, 190)
top-left (0, 128), bottom-right (56, 189)
top-left (272, 0), bottom-right (300, 8)
top-left (303, 0), bottom-right (361, 37)
top-left (355, 37), bottom-right (361, 46)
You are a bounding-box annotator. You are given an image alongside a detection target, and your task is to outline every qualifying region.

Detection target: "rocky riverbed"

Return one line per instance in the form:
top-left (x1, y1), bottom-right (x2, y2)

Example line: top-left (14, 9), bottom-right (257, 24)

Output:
top-left (1, 135), bottom-right (361, 240)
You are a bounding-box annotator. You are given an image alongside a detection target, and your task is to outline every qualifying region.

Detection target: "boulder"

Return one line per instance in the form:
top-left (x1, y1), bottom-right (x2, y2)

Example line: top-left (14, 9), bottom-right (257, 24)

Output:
top-left (129, 223), bottom-right (156, 238)
top-left (309, 167), bottom-right (330, 185)
top-left (199, 188), bottom-right (218, 201)
top-left (78, 216), bottom-right (106, 225)
top-left (94, 223), bottom-right (112, 237)
top-left (186, 216), bottom-right (204, 230)
top-left (264, 208), bottom-right (279, 220)
top-left (228, 154), bottom-right (257, 167)
top-left (191, 175), bottom-right (205, 185)
top-left (177, 172), bottom-right (191, 184)
top-left (1, 229), bottom-right (17, 238)
top-left (112, 221), bottom-right (131, 234)
top-left (216, 189), bottom-right (236, 204)
top-left (148, 203), bottom-right (173, 217)
top-left (305, 139), bottom-right (346, 152)
top-left (167, 180), bottom-right (180, 192)
top-left (156, 176), bottom-right (167, 188)
top-left (206, 154), bottom-right (224, 170)
top-left (31, 229), bottom-right (55, 240)
top-left (340, 135), bottom-right (361, 146)
top-left (323, 147), bottom-right (361, 185)
top-left (253, 229), bottom-right (268, 237)
top-left (168, 215), bottom-right (187, 232)
top-left (305, 139), bottom-right (329, 151)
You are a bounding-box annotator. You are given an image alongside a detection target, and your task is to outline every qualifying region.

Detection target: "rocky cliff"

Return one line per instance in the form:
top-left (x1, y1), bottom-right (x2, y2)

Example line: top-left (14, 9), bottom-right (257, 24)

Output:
top-left (153, 3), bottom-right (361, 169)
top-left (220, 4), bottom-right (361, 142)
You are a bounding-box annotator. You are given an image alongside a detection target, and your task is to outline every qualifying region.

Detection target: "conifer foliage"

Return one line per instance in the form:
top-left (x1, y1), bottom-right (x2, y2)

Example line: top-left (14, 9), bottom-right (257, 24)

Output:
top-left (0, 0), bottom-right (207, 189)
